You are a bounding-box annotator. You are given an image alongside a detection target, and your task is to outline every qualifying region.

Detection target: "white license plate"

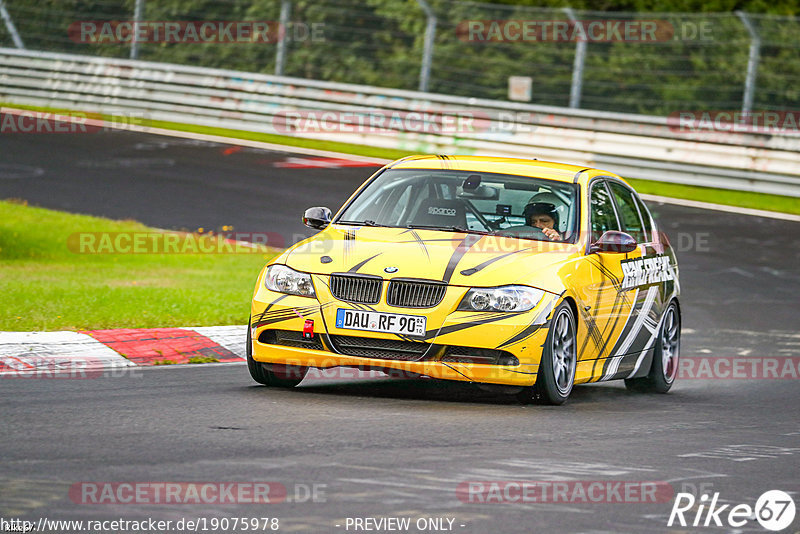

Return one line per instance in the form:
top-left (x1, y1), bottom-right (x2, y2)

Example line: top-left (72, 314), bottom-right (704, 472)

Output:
top-left (335, 309), bottom-right (426, 336)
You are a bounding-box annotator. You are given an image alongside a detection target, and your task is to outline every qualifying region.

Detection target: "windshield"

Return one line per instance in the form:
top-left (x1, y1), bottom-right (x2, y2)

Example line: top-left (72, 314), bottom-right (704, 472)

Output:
top-left (335, 168), bottom-right (580, 243)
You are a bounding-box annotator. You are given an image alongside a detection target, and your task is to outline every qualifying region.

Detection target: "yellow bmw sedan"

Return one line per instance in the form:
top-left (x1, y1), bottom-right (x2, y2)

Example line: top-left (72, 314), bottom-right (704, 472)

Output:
top-left (248, 156), bottom-right (680, 405)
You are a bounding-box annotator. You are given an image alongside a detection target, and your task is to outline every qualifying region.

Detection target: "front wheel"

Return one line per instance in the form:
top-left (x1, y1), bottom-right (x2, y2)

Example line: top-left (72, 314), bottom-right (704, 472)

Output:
top-left (247, 321), bottom-right (308, 387)
top-left (518, 302), bottom-right (577, 405)
top-left (625, 301), bottom-right (680, 393)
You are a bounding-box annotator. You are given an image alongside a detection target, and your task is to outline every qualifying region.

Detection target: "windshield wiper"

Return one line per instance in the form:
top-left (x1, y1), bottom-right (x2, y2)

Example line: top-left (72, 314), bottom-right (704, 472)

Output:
top-left (337, 220), bottom-right (391, 227)
top-left (406, 224), bottom-right (489, 235)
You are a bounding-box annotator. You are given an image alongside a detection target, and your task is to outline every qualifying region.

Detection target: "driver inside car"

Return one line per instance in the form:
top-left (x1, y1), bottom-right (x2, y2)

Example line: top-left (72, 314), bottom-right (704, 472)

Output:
top-left (523, 202), bottom-right (562, 241)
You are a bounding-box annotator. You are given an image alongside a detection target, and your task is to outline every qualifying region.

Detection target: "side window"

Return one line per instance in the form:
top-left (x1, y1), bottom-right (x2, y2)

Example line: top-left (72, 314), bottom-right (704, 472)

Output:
top-left (608, 182), bottom-right (645, 244)
top-left (590, 181), bottom-right (619, 240)
top-left (634, 194), bottom-right (653, 243)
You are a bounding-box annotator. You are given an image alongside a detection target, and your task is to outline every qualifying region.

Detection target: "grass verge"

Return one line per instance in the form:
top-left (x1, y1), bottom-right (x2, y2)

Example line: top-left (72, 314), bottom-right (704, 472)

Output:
top-left (3, 103), bottom-right (799, 215)
top-left (0, 199), bottom-right (275, 331)
top-left (626, 178), bottom-right (799, 215)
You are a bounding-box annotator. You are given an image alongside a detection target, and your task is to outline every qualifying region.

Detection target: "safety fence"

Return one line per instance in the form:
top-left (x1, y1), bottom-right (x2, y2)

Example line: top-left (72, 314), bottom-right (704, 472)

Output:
top-left (1, 0), bottom-right (800, 117)
top-left (1, 47), bottom-right (799, 196)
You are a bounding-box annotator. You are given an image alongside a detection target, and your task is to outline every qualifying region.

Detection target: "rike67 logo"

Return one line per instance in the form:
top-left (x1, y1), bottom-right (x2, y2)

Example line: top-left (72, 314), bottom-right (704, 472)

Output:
top-left (668, 490), bottom-right (796, 531)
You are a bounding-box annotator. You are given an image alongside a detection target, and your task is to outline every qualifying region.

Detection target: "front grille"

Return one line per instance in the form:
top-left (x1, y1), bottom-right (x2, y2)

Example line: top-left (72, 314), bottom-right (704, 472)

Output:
top-left (330, 334), bottom-right (433, 361)
top-left (440, 346), bottom-right (519, 366)
top-left (330, 274), bottom-right (382, 304)
top-left (259, 330), bottom-right (518, 366)
top-left (387, 279), bottom-right (447, 308)
top-left (259, 329), bottom-right (324, 351)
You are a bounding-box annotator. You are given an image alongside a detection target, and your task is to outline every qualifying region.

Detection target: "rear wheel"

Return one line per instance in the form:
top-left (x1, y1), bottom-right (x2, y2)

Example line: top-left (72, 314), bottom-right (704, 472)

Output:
top-left (518, 302), bottom-right (577, 405)
top-left (247, 320), bottom-right (308, 387)
top-left (625, 301), bottom-right (680, 393)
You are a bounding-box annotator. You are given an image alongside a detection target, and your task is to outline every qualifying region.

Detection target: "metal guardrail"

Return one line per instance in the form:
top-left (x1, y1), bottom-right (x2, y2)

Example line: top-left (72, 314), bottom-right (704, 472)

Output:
top-left (2, 47), bottom-right (799, 197)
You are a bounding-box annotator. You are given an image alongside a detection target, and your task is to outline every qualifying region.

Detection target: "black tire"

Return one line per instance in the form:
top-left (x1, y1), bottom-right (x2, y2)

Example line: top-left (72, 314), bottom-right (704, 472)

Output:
top-left (518, 302), bottom-right (577, 405)
top-left (625, 301), bottom-right (680, 394)
top-left (246, 320), bottom-right (307, 387)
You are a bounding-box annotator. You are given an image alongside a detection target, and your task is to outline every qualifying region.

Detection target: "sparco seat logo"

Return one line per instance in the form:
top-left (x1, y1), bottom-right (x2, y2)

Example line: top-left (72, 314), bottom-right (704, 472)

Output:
top-left (428, 207), bottom-right (457, 216)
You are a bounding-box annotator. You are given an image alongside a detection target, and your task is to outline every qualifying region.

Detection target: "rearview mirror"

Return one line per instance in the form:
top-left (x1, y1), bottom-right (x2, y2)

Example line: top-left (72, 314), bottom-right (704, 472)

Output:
top-left (303, 207), bottom-right (332, 230)
top-left (457, 185), bottom-right (499, 200)
top-left (589, 230), bottom-right (637, 254)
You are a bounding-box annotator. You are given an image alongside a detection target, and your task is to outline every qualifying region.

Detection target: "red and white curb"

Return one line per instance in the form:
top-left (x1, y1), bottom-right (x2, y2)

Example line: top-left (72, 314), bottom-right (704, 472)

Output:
top-left (271, 156), bottom-right (382, 169)
top-left (0, 326), bottom-right (388, 382)
top-left (0, 326), bottom-right (247, 376)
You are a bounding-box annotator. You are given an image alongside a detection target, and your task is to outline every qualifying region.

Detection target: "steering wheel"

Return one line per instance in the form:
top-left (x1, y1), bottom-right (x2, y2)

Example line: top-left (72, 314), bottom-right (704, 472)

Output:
top-left (494, 225), bottom-right (547, 240)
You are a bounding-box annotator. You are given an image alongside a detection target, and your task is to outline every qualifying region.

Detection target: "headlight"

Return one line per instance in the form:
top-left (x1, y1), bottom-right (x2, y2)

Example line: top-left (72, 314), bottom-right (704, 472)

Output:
top-left (264, 265), bottom-right (316, 297)
top-left (457, 285), bottom-right (544, 312)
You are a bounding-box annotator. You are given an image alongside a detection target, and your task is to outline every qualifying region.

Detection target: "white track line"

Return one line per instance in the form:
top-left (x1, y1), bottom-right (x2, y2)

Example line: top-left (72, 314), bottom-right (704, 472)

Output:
top-left (640, 194), bottom-right (800, 222)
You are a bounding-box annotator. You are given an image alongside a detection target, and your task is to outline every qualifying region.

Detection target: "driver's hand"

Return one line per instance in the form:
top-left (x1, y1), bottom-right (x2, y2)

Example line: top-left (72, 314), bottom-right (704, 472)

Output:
top-left (542, 227), bottom-right (560, 241)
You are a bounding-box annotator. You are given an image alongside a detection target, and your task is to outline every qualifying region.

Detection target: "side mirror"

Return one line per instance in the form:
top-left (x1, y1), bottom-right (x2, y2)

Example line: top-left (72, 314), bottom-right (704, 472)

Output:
top-left (590, 230), bottom-right (637, 254)
top-left (303, 207), bottom-right (332, 230)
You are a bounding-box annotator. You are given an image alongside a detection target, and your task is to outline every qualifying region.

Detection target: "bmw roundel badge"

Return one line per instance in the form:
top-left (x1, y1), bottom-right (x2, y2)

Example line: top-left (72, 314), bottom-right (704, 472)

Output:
top-left (384, 266), bottom-right (399, 273)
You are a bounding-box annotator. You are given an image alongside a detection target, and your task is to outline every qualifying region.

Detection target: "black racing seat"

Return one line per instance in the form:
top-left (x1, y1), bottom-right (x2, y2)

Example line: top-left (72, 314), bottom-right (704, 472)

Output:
top-left (410, 198), bottom-right (468, 228)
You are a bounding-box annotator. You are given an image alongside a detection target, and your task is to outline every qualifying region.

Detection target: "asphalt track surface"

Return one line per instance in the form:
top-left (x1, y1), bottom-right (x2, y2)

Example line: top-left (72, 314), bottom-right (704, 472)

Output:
top-left (2, 130), bottom-right (800, 533)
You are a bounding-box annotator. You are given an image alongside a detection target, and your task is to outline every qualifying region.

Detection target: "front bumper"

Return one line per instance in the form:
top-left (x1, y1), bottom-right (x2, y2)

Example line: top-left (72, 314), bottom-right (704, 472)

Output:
top-left (250, 276), bottom-right (559, 387)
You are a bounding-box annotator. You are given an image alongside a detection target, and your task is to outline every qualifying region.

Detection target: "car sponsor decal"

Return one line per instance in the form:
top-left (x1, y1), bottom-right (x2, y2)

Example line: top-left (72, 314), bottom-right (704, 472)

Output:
top-left (399, 228), bottom-right (431, 259)
top-left (260, 293), bottom-right (290, 315)
top-left (348, 253), bottom-right (382, 273)
top-left (602, 286), bottom-right (657, 380)
top-left (442, 234), bottom-right (483, 283)
top-left (343, 227), bottom-right (358, 263)
top-left (459, 248), bottom-right (528, 277)
top-left (620, 254), bottom-right (675, 290)
top-left (588, 256), bottom-right (624, 291)
top-left (436, 154), bottom-right (454, 170)
top-left (594, 286), bottom-right (633, 363)
top-left (605, 287), bottom-right (644, 358)
top-left (424, 310), bottom-right (525, 341)
top-left (582, 258), bottom-right (634, 376)
top-left (497, 297), bottom-right (556, 349)
top-left (626, 296), bottom-right (672, 379)
top-left (427, 206), bottom-right (458, 216)
top-left (252, 302), bottom-right (330, 328)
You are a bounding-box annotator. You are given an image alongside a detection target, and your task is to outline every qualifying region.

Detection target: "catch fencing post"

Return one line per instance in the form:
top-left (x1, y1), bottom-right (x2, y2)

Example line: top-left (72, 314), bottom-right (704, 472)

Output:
top-left (416, 0), bottom-right (437, 92)
top-left (563, 7), bottom-right (586, 109)
top-left (736, 11), bottom-right (760, 116)
top-left (0, 0), bottom-right (24, 49)
top-left (275, 0), bottom-right (291, 76)
top-left (130, 0), bottom-right (144, 59)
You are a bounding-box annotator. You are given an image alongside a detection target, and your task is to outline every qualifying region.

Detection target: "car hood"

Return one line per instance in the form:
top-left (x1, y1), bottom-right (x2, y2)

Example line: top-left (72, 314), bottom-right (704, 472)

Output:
top-left (283, 225), bottom-right (579, 292)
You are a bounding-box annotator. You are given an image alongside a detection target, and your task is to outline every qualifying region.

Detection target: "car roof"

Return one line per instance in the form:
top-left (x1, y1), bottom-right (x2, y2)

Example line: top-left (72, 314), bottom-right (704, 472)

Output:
top-left (388, 155), bottom-right (627, 187)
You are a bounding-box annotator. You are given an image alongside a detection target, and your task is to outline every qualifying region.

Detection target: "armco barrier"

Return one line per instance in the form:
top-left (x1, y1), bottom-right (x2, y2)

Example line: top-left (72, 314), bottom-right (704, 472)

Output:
top-left (2, 47), bottom-right (799, 197)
